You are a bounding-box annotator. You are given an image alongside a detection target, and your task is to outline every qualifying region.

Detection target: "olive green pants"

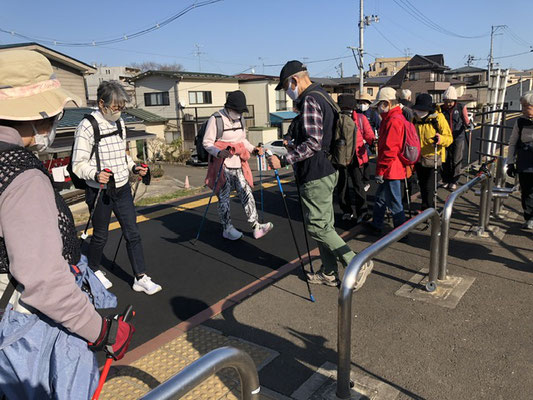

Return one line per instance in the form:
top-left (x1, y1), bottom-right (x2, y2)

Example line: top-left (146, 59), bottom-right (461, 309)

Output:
top-left (300, 171), bottom-right (356, 275)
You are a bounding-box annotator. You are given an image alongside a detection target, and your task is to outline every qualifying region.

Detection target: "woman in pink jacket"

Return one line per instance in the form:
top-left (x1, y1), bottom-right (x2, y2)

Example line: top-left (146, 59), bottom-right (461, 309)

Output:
top-left (336, 94), bottom-right (375, 223)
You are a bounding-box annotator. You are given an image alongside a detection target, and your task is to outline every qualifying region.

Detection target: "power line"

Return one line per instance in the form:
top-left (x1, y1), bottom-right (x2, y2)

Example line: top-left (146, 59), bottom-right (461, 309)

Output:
top-left (371, 24), bottom-right (404, 54)
top-left (0, 0), bottom-right (222, 47)
top-left (503, 26), bottom-right (532, 48)
top-left (263, 54), bottom-right (352, 67)
top-left (392, 0), bottom-right (488, 39)
top-left (493, 49), bottom-right (533, 60)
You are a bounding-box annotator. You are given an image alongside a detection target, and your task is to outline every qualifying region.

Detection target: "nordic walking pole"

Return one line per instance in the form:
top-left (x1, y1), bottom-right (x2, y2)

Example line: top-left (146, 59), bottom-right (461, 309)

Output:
top-left (434, 138), bottom-right (439, 210)
top-left (111, 165), bottom-right (147, 268)
top-left (91, 305), bottom-right (134, 400)
top-left (267, 150), bottom-right (315, 302)
top-left (404, 175), bottom-right (412, 218)
top-left (258, 150), bottom-right (264, 223)
top-left (294, 172), bottom-right (315, 275)
top-left (81, 168), bottom-right (112, 242)
top-left (191, 147), bottom-right (231, 245)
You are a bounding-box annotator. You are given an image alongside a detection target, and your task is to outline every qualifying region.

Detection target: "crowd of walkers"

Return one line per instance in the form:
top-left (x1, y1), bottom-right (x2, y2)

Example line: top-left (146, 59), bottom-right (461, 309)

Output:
top-left (0, 51), bottom-right (531, 398)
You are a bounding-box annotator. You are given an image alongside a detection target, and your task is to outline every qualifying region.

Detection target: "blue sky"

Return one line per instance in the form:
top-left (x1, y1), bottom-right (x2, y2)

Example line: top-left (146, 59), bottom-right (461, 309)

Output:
top-left (1, 0), bottom-right (531, 77)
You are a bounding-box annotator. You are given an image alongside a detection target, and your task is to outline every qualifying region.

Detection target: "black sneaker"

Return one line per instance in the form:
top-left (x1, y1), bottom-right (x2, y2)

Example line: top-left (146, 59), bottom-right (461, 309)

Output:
top-left (363, 221), bottom-right (382, 236)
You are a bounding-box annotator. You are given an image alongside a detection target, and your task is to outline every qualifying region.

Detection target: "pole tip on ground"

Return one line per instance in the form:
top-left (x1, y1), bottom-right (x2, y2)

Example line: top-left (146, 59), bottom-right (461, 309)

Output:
top-left (80, 233), bottom-right (88, 240)
top-left (310, 294), bottom-right (316, 302)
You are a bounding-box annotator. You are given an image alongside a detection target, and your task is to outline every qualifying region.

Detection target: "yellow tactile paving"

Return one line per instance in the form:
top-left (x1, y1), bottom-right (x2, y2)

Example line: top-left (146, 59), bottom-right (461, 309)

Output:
top-left (82, 178), bottom-right (291, 237)
top-left (100, 325), bottom-right (277, 399)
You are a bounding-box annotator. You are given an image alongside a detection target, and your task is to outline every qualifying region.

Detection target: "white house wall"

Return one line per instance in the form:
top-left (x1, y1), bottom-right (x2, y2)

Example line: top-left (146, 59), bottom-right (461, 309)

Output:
top-left (240, 81), bottom-right (269, 126)
top-left (134, 75), bottom-right (180, 120)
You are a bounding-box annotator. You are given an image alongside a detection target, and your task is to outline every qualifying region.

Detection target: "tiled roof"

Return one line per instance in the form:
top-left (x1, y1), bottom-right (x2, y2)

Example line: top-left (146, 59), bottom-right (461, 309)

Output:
top-left (58, 107), bottom-right (144, 129)
top-left (128, 70), bottom-right (238, 82)
top-left (123, 108), bottom-right (167, 123)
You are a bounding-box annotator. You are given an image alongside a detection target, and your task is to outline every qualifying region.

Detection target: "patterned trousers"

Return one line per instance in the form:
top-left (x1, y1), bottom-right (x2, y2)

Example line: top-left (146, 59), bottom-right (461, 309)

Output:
top-left (217, 167), bottom-right (258, 230)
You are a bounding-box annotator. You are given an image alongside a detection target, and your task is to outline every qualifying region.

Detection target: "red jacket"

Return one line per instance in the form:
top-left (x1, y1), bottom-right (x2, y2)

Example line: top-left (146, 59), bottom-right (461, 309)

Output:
top-left (375, 106), bottom-right (406, 180)
top-left (352, 111), bottom-right (375, 166)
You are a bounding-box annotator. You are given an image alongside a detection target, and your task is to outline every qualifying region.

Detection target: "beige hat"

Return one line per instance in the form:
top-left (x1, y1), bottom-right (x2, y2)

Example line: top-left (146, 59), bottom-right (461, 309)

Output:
top-left (0, 50), bottom-right (78, 121)
top-left (371, 87), bottom-right (397, 106)
top-left (443, 86), bottom-right (457, 101)
top-left (355, 92), bottom-right (373, 103)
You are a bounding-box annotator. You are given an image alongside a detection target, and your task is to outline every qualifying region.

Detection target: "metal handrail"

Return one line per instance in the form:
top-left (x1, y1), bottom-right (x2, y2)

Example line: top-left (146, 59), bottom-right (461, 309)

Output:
top-left (438, 173), bottom-right (489, 280)
top-left (336, 208), bottom-right (440, 399)
top-left (140, 346), bottom-right (260, 400)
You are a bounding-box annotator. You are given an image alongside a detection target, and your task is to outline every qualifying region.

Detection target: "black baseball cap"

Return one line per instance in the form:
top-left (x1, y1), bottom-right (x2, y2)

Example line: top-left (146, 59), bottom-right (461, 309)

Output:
top-left (275, 60), bottom-right (307, 90)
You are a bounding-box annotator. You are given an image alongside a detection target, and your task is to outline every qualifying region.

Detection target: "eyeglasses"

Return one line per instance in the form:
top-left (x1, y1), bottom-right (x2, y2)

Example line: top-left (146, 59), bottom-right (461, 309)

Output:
top-left (106, 105), bottom-right (125, 112)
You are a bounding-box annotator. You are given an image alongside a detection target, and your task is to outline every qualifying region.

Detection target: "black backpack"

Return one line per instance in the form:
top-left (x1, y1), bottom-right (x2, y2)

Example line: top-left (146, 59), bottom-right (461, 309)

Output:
top-left (67, 114), bottom-right (123, 189)
top-left (194, 111), bottom-right (244, 162)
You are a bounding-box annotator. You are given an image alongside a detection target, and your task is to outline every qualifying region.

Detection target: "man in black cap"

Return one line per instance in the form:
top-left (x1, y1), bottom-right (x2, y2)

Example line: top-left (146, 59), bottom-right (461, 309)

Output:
top-left (268, 61), bottom-right (373, 290)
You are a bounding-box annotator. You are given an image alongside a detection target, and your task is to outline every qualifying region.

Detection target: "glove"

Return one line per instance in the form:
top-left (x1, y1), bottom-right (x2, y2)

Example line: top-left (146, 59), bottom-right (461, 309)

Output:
top-left (375, 175), bottom-right (384, 184)
top-left (89, 315), bottom-right (135, 361)
top-left (506, 163), bottom-right (516, 178)
top-left (137, 163), bottom-right (151, 186)
top-left (105, 170), bottom-right (117, 200)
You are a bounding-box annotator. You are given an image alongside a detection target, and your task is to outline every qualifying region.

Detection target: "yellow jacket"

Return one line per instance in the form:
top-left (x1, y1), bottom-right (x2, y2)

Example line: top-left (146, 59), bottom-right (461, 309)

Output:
top-left (414, 110), bottom-right (453, 162)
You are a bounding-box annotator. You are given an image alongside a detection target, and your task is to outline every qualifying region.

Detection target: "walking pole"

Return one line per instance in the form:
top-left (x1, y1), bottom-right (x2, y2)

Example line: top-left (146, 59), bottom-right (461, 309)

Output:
top-left (294, 172), bottom-right (316, 275)
top-left (267, 150), bottom-right (315, 302)
top-left (434, 139), bottom-right (439, 211)
top-left (191, 147), bottom-right (231, 245)
top-left (91, 305), bottom-right (134, 400)
top-left (81, 168), bottom-right (112, 242)
top-left (404, 175), bottom-right (412, 218)
top-left (110, 172), bottom-right (144, 268)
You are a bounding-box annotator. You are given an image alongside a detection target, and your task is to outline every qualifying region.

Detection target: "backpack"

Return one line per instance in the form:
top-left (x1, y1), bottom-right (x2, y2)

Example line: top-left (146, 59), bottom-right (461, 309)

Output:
top-left (309, 91), bottom-right (358, 167)
top-left (194, 111), bottom-right (244, 162)
top-left (396, 115), bottom-right (421, 166)
top-left (67, 114), bottom-right (123, 189)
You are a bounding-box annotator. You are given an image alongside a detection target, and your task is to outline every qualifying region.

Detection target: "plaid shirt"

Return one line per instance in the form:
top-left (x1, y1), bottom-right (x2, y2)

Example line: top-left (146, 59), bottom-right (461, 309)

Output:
top-left (285, 95), bottom-right (324, 165)
top-left (72, 110), bottom-right (135, 189)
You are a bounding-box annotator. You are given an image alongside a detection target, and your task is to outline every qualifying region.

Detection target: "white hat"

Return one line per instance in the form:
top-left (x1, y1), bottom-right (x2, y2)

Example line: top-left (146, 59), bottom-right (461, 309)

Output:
top-left (443, 86), bottom-right (458, 101)
top-left (372, 87), bottom-right (397, 106)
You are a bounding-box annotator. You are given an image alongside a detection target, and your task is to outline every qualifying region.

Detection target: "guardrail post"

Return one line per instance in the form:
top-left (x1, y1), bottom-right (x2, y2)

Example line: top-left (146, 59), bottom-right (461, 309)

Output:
top-left (337, 209), bottom-right (438, 399)
top-left (485, 164), bottom-right (494, 227)
top-left (426, 212), bottom-right (441, 289)
top-left (493, 156), bottom-right (505, 216)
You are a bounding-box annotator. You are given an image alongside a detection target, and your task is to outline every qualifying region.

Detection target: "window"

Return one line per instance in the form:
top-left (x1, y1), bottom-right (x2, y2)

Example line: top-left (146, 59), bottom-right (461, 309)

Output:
top-left (189, 91), bottom-right (212, 104)
top-left (367, 88), bottom-right (374, 96)
top-left (144, 91), bottom-right (170, 106)
top-left (276, 90), bottom-right (287, 111)
top-left (409, 72), bottom-right (419, 81)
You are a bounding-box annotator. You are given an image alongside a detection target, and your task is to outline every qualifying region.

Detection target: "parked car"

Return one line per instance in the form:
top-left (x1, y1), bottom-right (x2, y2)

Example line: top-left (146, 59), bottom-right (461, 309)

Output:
top-left (186, 152), bottom-right (208, 167)
top-left (262, 140), bottom-right (288, 157)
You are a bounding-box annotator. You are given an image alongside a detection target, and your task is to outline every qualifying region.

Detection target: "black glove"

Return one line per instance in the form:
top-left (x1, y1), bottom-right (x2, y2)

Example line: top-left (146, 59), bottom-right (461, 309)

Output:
top-left (506, 163), bottom-right (516, 178)
top-left (105, 169), bottom-right (117, 200)
top-left (140, 163), bottom-right (151, 186)
top-left (89, 314), bottom-right (135, 361)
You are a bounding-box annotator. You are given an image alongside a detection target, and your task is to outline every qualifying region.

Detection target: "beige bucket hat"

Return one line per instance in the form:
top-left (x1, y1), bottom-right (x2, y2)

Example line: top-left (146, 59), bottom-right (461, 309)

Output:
top-left (0, 50), bottom-right (78, 121)
top-left (355, 92), bottom-right (373, 103)
top-left (371, 87), bottom-right (398, 106)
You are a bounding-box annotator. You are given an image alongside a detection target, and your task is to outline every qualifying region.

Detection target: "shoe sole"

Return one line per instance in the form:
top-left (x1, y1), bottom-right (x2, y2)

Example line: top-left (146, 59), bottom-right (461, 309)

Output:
top-left (253, 223), bottom-right (273, 239)
top-left (353, 260), bottom-right (374, 291)
top-left (133, 284), bottom-right (162, 295)
top-left (223, 233), bottom-right (243, 240)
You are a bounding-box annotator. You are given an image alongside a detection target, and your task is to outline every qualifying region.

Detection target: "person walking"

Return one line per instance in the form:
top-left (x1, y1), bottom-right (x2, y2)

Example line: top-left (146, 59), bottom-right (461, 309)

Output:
top-left (440, 86), bottom-right (471, 189)
top-left (203, 90), bottom-right (273, 241)
top-left (336, 94), bottom-right (375, 223)
top-left (398, 89), bottom-right (414, 122)
top-left (0, 50), bottom-right (134, 399)
top-left (72, 80), bottom-right (162, 295)
top-left (364, 87), bottom-right (408, 235)
top-left (268, 61), bottom-right (373, 289)
top-left (356, 92), bottom-right (380, 192)
top-left (412, 94), bottom-right (453, 211)
top-left (506, 91), bottom-right (533, 231)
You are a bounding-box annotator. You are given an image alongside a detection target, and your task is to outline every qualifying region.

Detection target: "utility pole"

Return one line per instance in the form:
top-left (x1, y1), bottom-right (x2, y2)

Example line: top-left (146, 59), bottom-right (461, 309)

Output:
top-left (488, 25), bottom-right (506, 82)
top-left (336, 62), bottom-right (344, 78)
top-left (194, 43), bottom-right (205, 72)
top-left (357, 0), bottom-right (379, 96)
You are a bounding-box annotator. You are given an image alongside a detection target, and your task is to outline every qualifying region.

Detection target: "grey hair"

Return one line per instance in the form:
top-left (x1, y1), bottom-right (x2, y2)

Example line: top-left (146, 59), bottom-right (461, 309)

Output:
top-left (97, 80), bottom-right (130, 106)
top-left (520, 91), bottom-right (533, 106)
top-left (399, 89), bottom-right (412, 100)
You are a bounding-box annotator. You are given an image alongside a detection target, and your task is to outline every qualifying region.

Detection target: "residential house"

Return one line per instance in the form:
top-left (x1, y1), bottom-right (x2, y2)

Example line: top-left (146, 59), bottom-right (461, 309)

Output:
top-left (0, 42), bottom-right (96, 106)
top-left (385, 54), bottom-right (450, 102)
top-left (128, 70), bottom-right (248, 150)
top-left (505, 78), bottom-right (533, 110)
top-left (368, 56), bottom-right (411, 77)
top-left (85, 66), bottom-right (140, 106)
top-left (312, 76), bottom-right (389, 101)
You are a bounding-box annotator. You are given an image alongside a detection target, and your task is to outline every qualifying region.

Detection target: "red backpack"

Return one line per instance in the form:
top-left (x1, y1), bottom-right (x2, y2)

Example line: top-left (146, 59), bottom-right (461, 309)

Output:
top-left (397, 117), bottom-right (421, 166)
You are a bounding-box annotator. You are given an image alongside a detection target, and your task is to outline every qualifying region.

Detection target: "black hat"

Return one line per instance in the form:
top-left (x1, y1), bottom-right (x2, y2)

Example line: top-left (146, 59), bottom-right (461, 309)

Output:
top-left (224, 90), bottom-right (248, 113)
top-left (337, 94), bottom-right (356, 111)
top-left (412, 93), bottom-right (434, 112)
top-left (275, 60), bottom-right (307, 90)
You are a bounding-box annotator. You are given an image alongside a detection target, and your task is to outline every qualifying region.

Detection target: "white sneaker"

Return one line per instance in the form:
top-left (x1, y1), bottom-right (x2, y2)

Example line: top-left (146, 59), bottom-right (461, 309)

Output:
top-left (253, 222), bottom-right (273, 239)
top-left (94, 270), bottom-right (113, 289)
top-left (133, 275), bottom-right (162, 295)
top-left (353, 260), bottom-right (374, 291)
top-left (364, 183), bottom-right (371, 192)
top-left (223, 225), bottom-right (243, 240)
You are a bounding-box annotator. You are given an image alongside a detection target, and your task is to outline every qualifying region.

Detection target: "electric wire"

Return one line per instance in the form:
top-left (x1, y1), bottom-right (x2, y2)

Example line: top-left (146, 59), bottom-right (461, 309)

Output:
top-left (371, 24), bottom-right (404, 55)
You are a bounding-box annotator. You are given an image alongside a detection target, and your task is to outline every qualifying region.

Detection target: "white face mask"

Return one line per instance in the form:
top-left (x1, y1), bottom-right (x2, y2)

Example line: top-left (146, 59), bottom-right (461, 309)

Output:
top-left (358, 103), bottom-right (369, 112)
top-left (377, 103), bottom-right (390, 115)
top-left (30, 119), bottom-right (58, 152)
top-left (414, 110), bottom-right (429, 119)
top-left (286, 79), bottom-right (299, 100)
top-left (227, 109), bottom-right (242, 120)
top-left (103, 107), bottom-right (122, 122)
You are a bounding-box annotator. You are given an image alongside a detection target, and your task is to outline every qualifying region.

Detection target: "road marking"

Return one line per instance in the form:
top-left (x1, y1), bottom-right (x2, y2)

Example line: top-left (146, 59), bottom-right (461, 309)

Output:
top-left (83, 178), bottom-right (291, 236)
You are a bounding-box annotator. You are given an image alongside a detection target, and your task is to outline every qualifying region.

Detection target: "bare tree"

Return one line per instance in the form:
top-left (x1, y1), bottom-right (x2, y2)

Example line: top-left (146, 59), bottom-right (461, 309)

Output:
top-left (129, 61), bottom-right (184, 72)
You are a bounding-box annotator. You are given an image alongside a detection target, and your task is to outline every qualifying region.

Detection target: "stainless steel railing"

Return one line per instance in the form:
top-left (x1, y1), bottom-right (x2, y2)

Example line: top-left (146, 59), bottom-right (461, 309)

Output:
top-left (140, 346), bottom-right (260, 400)
top-left (336, 208), bottom-right (440, 399)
